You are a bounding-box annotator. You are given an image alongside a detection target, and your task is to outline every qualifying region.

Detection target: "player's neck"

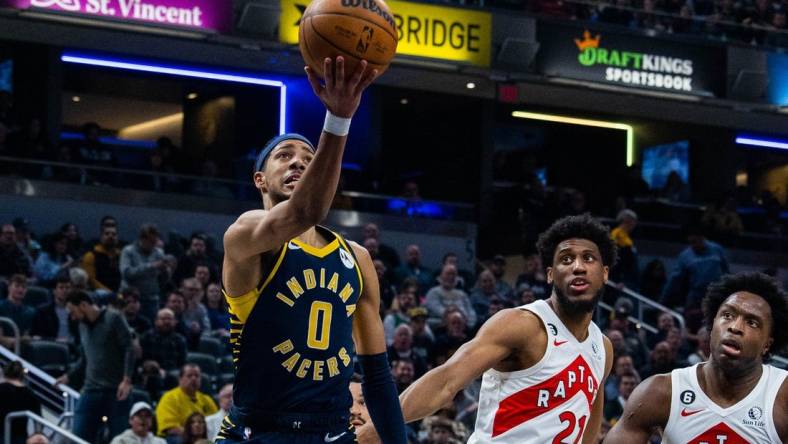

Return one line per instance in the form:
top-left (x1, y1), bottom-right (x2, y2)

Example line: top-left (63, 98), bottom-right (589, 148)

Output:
top-left (700, 360), bottom-right (763, 406)
top-left (547, 297), bottom-right (593, 342)
top-left (295, 226), bottom-right (331, 248)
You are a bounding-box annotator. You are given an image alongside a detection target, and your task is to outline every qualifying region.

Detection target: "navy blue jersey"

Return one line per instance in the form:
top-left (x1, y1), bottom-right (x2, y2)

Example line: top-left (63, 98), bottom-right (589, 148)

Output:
top-left (224, 227), bottom-right (363, 416)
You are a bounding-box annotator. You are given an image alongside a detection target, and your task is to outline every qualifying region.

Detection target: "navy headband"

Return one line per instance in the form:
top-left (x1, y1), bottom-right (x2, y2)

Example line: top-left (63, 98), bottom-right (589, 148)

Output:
top-left (254, 133), bottom-right (316, 172)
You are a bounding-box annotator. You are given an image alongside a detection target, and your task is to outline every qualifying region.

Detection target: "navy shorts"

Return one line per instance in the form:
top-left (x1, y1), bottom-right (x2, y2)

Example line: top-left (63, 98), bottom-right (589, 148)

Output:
top-left (215, 408), bottom-right (356, 444)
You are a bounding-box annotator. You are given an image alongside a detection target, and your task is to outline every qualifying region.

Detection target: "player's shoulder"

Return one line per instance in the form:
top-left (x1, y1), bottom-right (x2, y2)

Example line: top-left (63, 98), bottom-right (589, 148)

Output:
top-left (346, 239), bottom-right (372, 262)
top-left (636, 372), bottom-right (673, 402)
top-left (479, 308), bottom-right (546, 341)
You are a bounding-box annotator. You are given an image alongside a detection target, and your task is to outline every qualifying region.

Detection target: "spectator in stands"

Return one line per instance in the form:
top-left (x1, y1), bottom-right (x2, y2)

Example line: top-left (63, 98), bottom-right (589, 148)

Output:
top-left (606, 328), bottom-right (644, 369)
top-left (12, 218), bottom-right (40, 264)
top-left (10, 118), bottom-right (53, 176)
top-left (57, 290), bottom-right (134, 442)
top-left (155, 364), bottom-right (218, 440)
top-left (118, 287), bottom-right (151, 336)
top-left (25, 434), bottom-right (48, 444)
top-left (140, 308), bottom-right (188, 375)
top-left (204, 283), bottom-right (229, 337)
top-left (383, 278), bottom-right (418, 344)
top-left (604, 354), bottom-right (637, 401)
top-left (639, 340), bottom-right (683, 379)
top-left (120, 224), bottom-right (167, 322)
top-left (515, 283), bottom-right (536, 306)
top-left (174, 234), bottom-right (217, 285)
top-left (82, 223), bottom-right (121, 293)
top-left (181, 413), bottom-right (208, 444)
top-left (373, 259), bottom-right (397, 313)
top-left (433, 310), bottom-right (471, 361)
top-left (1, 223), bottom-right (32, 277)
top-left (647, 311), bottom-right (677, 348)
top-left (33, 233), bottom-right (74, 287)
top-left (408, 306), bottom-right (434, 362)
top-left (476, 295), bottom-right (506, 328)
top-left (387, 324), bottom-right (428, 378)
top-left (609, 298), bottom-right (648, 366)
top-left (394, 244), bottom-right (433, 295)
top-left (488, 255), bottom-right (513, 300)
top-left (363, 223), bottom-right (400, 271)
top-left (193, 265), bottom-right (211, 289)
top-left (391, 359), bottom-right (415, 394)
top-left (0, 361), bottom-right (41, 444)
top-left (401, 180), bottom-right (421, 201)
top-left (469, 270), bottom-right (499, 320)
top-left (110, 401), bottom-right (166, 444)
top-left (60, 223), bottom-right (84, 258)
top-left (69, 267), bottom-right (90, 293)
top-left (702, 196), bottom-right (744, 238)
top-left (425, 265), bottom-right (476, 328)
top-left (423, 417), bottom-right (460, 444)
top-left (603, 370), bottom-right (640, 424)
top-left (31, 273), bottom-right (77, 342)
top-left (156, 136), bottom-right (191, 176)
top-left (610, 209), bottom-right (640, 290)
top-left (205, 384), bottom-right (232, 441)
top-left (0, 274), bottom-right (34, 348)
top-left (599, 0), bottom-right (637, 26)
top-left (661, 171), bottom-right (691, 202)
top-left (181, 277), bottom-right (210, 342)
top-left (74, 122), bottom-right (115, 183)
top-left (433, 253), bottom-right (472, 292)
top-left (514, 253), bottom-right (549, 300)
top-left (662, 224), bottom-right (729, 331)
top-left (687, 325), bottom-right (710, 364)
top-left (665, 326), bottom-right (692, 361)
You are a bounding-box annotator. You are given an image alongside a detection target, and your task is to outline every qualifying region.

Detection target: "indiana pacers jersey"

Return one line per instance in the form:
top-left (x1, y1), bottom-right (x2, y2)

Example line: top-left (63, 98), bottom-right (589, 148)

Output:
top-left (224, 226), bottom-right (363, 416)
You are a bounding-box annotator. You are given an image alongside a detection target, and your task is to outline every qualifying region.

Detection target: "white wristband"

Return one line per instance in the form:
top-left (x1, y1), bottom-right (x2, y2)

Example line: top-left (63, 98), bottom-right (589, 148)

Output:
top-left (323, 111), bottom-right (352, 136)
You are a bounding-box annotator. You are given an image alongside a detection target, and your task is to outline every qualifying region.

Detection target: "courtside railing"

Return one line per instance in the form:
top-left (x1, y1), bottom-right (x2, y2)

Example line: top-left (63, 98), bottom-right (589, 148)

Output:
top-left (3, 410), bottom-right (87, 444)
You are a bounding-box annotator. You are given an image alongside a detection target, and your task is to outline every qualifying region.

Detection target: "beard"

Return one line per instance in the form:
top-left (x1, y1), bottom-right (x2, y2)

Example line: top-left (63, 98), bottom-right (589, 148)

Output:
top-left (554, 284), bottom-right (604, 316)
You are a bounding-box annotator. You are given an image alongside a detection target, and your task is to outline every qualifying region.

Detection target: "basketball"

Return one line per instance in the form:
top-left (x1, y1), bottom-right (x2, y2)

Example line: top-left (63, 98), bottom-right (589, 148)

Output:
top-left (299, 0), bottom-right (398, 79)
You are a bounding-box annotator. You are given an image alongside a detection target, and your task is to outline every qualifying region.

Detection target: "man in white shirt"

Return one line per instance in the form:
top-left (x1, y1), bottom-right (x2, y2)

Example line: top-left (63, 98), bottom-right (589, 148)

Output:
top-left (110, 402), bottom-right (165, 444)
top-left (206, 383), bottom-right (233, 441)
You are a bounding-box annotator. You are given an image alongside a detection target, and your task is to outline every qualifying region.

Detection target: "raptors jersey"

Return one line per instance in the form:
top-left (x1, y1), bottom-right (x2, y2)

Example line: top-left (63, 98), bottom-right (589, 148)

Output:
top-left (468, 299), bottom-right (606, 444)
top-left (663, 363), bottom-right (787, 444)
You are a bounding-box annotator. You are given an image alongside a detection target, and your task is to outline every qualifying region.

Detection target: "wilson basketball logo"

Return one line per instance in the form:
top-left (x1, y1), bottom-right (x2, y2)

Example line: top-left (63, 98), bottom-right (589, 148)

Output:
top-left (356, 26), bottom-right (374, 54)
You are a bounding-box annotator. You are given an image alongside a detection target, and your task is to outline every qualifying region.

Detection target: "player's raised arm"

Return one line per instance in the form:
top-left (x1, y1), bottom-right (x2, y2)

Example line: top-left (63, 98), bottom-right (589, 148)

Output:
top-left (400, 308), bottom-right (535, 422)
top-left (224, 57), bottom-right (377, 261)
top-left (603, 374), bottom-right (671, 443)
top-left (350, 242), bottom-right (407, 444)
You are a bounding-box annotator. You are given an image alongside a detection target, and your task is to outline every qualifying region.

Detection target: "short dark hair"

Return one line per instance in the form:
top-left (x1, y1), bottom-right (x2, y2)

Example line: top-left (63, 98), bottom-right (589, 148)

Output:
top-left (54, 272), bottom-right (71, 286)
top-left (442, 252), bottom-right (457, 264)
top-left (190, 233), bottom-right (207, 243)
top-left (399, 278), bottom-right (418, 294)
top-left (536, 214), bottom-right (617, 269)
top-left (66, 290), bottom-right (93, 306)
top-left (100, 215), bottom-right (117, 228)
top-left (139, 224), bottom-right (159, 240)
top-left (119, 287), bottom-right (140, 302)
top-left (8, 274), bottom-right (27, 287)
top-left (167, 291), bottom-right (185, 302)
top-left (179, 363), bottom-right (200, 377)
top-left (702, 272), bottom-right (788, 357)
top-left (3, 360), bottom-right (25, 380)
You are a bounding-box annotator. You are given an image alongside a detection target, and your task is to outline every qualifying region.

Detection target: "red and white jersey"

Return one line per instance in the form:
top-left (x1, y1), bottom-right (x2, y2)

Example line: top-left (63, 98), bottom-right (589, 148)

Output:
top-left (663, 363), bottom-right (787, 444)
top-left (468, 299), bottom-right (606, 444)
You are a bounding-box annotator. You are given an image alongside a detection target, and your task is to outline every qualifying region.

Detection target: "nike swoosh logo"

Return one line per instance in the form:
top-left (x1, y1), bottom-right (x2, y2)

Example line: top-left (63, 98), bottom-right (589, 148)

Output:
top-left (324, 432), bottom-right (347, 443)
top-left (681, 408), bottom-right (703, 417)
top-left (554, 339), bottom-right (568, 346)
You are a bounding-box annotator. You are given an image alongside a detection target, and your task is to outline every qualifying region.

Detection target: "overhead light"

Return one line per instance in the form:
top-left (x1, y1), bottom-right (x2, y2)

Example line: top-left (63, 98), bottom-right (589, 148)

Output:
top-left (61, 52), bottom-right (288, 135)
top-left (512, 111), bottom-right (635, 166)
top-left (400, 98), bottom-right (409, 105)
top-left (119, 113), bottom-right (184, 138)
top-left (735, 136), bottom-right (788, 151)
top-left (71, 96), bottom-right (81, 103)
top-left (466, 82), bottom-right (476, 89)
top-left (187, 93), bottom-right (198, 100)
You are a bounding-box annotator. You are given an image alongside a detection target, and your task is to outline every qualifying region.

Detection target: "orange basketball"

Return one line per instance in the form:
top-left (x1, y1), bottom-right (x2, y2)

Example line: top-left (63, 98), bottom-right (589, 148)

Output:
top-left (299, 0), bottom-right (398, 79)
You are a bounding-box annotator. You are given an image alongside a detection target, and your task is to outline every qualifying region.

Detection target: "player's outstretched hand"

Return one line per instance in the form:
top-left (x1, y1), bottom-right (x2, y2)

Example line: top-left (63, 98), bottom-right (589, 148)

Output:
top-left (305, 56), bottom-right (378, 119)
top-left (355, 422), bottom-right (381, 444)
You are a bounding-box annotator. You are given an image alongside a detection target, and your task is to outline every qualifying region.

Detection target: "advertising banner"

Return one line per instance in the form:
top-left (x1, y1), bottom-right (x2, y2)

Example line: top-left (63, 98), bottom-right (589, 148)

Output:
top-left (0, 0), bottom-right (232, 32)
top-left (280, 0), bottom-right (492, 67)
top-left (537, 22), bottom-right (725, 96)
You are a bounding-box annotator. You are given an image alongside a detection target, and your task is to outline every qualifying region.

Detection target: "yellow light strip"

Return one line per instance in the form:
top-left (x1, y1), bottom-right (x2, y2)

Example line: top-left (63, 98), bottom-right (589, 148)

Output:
top-left (118, 112), bottom-right (184, 138)
top-left (512, 111), bottom-right (635, 166)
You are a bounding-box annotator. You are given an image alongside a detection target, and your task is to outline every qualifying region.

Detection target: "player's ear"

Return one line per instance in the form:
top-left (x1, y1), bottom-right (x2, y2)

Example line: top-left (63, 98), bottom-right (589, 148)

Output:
top-left (602, 265), bottom-right (609, 282)
top-left (763, 337), bottom-right (774, 356)
top-left (546, 267), bottom-right (553, 284)
top-left (253, 171), bottom-right (267, 191)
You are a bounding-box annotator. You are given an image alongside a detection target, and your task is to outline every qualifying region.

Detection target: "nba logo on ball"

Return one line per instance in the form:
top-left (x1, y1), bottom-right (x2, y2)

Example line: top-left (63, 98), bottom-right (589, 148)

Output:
top-left (298, 0), bottom-right (398, 79)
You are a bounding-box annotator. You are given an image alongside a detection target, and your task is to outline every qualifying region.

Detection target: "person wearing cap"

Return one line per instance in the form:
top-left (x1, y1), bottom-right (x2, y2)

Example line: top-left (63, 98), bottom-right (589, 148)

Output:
top-left (609, 209), bottom-right (639, 290)
top-left (609, 297), bottom-right (648, 367)
top-left (219, 58), bottom-right (406, 444)
top-left (407, 306), bottom-right (434, 361)
top-left (383, 279), bottom-right (418, 345)
top-left (110, 402), bottom-right (166, 444)
top-left (12, 217), bottom-right (40, 264)
top-left (488, 255), bottom-right (513, 300)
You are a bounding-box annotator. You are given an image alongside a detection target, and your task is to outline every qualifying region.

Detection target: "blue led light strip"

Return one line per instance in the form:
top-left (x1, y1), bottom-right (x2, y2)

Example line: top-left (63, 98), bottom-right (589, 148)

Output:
top-left (61, 53), bottom-right (287, 135)
top-left (735, 136), bottom-right (788, 151)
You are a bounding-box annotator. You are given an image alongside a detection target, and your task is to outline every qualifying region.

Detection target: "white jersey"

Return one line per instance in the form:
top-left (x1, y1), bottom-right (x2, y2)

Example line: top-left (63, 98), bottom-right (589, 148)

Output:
top-left (468, 299), bottom-right (606, 444)
top-left (663, 363), bottom-right (787, 444)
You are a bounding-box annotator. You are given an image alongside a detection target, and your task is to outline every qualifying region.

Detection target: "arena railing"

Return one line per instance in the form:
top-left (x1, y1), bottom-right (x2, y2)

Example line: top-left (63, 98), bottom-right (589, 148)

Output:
top-left (0, 156), bottom-right (476, 221)
top-left (3, 410), bottom-right (88, 444)
top-left (0, 317), bottom-right (20, 356)
top-left (0, 345), bottom-right (80, 427)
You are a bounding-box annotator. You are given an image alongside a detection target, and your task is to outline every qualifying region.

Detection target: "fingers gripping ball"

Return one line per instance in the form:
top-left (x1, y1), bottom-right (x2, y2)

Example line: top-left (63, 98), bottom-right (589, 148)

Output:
top-left (299, 0), bottom-right (398, 79)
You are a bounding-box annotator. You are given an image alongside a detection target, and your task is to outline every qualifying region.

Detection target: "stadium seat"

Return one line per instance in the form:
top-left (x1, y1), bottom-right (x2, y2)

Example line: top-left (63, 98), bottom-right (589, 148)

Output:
top-left (24, 286), bottom-right (50, 307)
top-left (22, 340), bottom-right (69, 376)
top-left (198, 336), bottom-right (225, 358)
top-left (186, 352), bottom-right (219, 377)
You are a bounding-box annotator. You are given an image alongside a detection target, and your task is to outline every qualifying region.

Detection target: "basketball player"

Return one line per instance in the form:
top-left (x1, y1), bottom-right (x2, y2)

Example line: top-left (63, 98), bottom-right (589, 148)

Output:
top-left (605, 271), bottom-right (788, 443)
top-left (361, 214), bottom-right (615, 443)
top-left (217, 57), bottom-right (406, 444)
